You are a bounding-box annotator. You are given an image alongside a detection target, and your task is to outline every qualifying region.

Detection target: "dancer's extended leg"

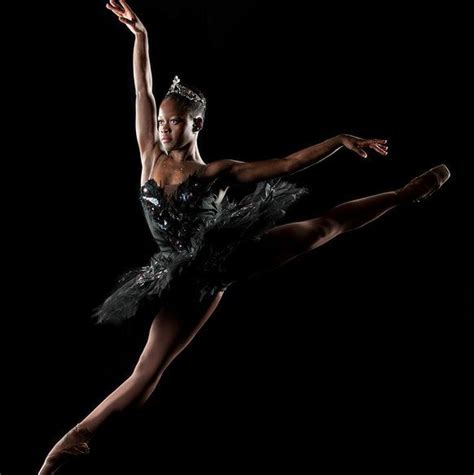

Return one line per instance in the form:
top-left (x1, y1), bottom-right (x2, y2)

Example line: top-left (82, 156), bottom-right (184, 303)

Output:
top-left (227, 164), bottom-right (450, 280)
top-left (38, 290), bottom-right (225, 475)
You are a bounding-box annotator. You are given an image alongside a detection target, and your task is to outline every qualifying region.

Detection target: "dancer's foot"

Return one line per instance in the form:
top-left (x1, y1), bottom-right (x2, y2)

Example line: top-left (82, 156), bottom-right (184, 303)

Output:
top-left (396, 164), bottom-right (451, 203)
top-left (38, 424), bottom-right (93, 475)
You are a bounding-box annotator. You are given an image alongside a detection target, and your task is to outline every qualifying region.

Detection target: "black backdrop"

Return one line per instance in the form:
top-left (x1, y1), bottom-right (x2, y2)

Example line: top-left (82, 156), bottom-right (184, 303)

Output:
top-left (2, 1), bottom-right (471, 474)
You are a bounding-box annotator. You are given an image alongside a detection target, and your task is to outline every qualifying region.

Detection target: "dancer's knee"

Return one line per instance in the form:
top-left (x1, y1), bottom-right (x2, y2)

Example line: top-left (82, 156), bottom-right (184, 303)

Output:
top-left (131, 356), bottom-right (170, 383)
top-left (322, 206), bottom-right (363, 234)
top-left (307, 216), bottom-right (343, 249)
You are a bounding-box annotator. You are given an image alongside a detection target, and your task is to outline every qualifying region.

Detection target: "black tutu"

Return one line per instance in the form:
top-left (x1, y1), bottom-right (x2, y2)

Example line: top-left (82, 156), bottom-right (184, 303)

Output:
top-left (91, 171), bottom-right (309, 325)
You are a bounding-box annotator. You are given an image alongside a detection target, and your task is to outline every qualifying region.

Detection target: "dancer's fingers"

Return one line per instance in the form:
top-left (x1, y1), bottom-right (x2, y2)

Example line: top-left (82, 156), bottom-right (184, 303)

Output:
top-left (119, 0), bottom-right (136, 16)
top-left (356, 147), bottom-right (368, 158)
top-left (106, 3), bottom-right (124, 17)
top-left (370, 143), bottom-right (389, 155)
top-left (118, 16), bottom-right (134, 25)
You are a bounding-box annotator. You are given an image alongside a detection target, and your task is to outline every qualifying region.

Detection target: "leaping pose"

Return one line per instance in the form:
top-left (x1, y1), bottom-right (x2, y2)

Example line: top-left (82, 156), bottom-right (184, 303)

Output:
top-left (38, 1), bottom-right (450, 473)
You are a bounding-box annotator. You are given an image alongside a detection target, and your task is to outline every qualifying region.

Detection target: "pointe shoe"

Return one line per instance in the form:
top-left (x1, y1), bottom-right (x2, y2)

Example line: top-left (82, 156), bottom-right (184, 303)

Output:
top-left (397, 164), bottom-right (451, 203)
top-left (38, 424), bottom-right (93, 475)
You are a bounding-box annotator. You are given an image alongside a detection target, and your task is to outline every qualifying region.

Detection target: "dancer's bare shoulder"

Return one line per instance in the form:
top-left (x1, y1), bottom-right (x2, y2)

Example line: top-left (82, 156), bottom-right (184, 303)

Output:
top-left (201, 158), bottom-right (245, 186)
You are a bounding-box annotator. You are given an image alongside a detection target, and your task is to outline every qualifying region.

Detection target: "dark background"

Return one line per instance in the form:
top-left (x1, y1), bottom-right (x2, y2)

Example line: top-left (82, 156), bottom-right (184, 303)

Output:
top-left (2, 1), bottom-right (471, 474)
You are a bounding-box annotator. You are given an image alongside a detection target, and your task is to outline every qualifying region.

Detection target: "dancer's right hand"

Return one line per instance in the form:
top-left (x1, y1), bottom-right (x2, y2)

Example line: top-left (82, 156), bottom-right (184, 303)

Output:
top-left (106, 0), bottom-right (146, 35)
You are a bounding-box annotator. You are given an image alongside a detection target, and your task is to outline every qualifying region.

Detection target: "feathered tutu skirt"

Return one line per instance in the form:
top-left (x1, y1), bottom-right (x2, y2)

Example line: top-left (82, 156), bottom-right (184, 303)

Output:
top-left (92, 173), bottom-right (309, 325)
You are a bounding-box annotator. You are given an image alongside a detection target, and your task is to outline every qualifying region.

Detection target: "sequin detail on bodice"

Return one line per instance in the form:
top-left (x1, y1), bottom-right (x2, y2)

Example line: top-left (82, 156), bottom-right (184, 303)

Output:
top-left (139, 172), bottom-right (221, 254)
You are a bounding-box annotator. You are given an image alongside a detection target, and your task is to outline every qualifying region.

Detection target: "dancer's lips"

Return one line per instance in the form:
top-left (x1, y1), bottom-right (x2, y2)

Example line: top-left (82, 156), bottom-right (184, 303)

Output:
top-left (161, 136), bottom-right (172, 143)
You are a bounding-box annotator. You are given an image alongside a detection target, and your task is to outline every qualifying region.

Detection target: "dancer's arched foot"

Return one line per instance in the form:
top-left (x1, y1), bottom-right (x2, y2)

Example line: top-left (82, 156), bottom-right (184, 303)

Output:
top-left (38, 424), bottom-right (93, 475)
top-left (396, 164), bottom-right (451, 204)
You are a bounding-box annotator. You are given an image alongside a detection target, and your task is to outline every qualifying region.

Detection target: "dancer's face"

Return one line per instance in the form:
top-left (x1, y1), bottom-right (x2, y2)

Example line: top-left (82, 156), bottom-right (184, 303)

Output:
top-left (158, 98), bottom-right (200, 151)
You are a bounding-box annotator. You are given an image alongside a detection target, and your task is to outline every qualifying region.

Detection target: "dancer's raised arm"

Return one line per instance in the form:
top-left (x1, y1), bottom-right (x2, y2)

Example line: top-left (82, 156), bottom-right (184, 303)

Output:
top-left (106, 0), bottom-right (160, 170)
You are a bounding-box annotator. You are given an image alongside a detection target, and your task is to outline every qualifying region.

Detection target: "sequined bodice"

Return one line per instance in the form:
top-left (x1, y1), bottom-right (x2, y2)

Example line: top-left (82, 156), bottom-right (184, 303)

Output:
top-left (139, 173), bottom-right (222, 253)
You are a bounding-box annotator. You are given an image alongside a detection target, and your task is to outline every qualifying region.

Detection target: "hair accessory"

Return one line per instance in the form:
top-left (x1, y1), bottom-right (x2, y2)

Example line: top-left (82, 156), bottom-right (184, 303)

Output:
top-left (166, 75), bottom-right (206, 106)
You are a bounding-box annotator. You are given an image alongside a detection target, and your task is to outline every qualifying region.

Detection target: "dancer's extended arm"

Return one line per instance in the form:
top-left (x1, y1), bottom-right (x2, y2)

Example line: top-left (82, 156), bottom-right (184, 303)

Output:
top-left (209, 134), bottom-right (388, 184)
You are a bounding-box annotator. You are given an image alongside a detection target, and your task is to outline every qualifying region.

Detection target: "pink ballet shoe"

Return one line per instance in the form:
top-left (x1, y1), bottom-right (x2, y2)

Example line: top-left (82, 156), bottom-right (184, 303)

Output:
top-left (397, 164), bottom-right (451, 203)
top-left (38, 424), bottom-right (93, 475)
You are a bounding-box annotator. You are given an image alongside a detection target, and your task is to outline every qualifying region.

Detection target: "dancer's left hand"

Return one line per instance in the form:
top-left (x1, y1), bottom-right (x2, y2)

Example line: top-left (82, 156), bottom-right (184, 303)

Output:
top-left (340, 134), bottom-right (388, 158)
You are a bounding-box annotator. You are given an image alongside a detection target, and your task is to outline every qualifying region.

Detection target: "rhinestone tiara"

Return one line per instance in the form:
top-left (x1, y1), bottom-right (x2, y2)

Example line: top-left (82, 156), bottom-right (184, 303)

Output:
top-left (166, 75), bottom-right (206, 106)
